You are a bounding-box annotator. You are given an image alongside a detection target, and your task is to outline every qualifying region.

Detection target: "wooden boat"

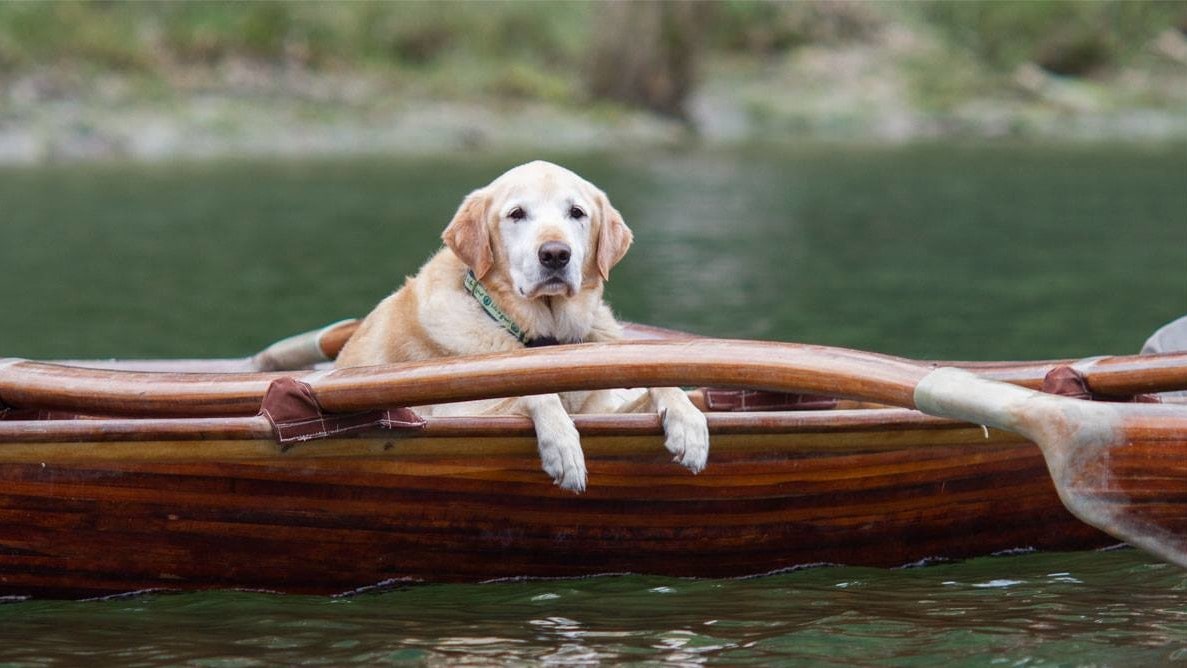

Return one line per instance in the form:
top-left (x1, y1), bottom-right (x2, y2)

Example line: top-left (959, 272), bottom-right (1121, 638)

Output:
top-left (1, 320), bottom-right (1185, 599)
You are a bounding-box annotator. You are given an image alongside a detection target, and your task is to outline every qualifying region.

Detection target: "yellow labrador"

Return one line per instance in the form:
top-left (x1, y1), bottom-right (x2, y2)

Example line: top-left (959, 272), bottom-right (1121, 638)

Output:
top-left (336, 160), bottom-right (709, 492)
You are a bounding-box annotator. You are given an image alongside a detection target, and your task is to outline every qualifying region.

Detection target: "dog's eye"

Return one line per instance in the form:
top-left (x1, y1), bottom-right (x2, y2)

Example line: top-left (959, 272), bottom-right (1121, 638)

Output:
top-left (507, 207), bottom-right (526, 221)
top-left (568, 206), bottom-right (586, 220)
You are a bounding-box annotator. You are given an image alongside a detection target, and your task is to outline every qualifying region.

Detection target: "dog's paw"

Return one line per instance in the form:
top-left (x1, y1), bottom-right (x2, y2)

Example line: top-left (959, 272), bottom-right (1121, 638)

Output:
top-left (661, 401), bottom-right (710, 474)
top-left (536, 416), bottom-right (587, 493)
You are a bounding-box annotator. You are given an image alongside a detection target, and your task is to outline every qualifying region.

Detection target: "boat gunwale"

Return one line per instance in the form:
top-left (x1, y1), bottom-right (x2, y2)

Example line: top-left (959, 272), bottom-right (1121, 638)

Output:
top-left (0, 408), bottom-right (978, 445)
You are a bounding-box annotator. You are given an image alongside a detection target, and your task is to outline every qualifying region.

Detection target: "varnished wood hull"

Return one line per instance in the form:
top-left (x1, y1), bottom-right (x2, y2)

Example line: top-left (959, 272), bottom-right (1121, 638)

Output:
top-left (0, 411), bottom-right (1114, 599)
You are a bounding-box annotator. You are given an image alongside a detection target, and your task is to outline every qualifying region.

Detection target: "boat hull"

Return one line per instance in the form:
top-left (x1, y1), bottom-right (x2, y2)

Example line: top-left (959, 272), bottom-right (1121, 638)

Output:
top-left (0, 411), bottom-right (1113, 599)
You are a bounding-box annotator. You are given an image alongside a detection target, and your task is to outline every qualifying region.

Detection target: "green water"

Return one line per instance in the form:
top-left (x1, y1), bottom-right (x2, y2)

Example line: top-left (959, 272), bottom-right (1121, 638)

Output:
top-left (2, 144), bottom-right (1184, 360)
top-left (0, 551), bottom-right (1184, 666)
top-left (1, 144), bottom-right (1186, 664)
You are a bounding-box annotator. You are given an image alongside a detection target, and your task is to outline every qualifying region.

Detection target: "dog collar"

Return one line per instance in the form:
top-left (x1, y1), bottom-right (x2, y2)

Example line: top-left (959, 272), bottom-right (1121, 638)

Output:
top-left (463, 270), bottom-right (575, 347)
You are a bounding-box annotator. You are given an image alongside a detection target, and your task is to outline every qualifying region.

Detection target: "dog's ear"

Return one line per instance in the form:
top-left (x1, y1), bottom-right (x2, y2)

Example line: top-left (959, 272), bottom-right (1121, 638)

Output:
top-left (442, 189), bottom-right (494, 280)
top-left (595, 194), bottom-right (633, 281)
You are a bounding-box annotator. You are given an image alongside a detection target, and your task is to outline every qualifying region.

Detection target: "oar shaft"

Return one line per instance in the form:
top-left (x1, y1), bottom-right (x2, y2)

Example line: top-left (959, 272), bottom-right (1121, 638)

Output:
top-left (261, 319), bottom-right (1187, 397)
top-left (6, 340), bottom-right (1183, 420)
top-left (0, 340), bottom-right (930, 417)
top-left (1075, 352), bottom-right (1187, 396)
top-left (312, 339), bottom-right (930, 413)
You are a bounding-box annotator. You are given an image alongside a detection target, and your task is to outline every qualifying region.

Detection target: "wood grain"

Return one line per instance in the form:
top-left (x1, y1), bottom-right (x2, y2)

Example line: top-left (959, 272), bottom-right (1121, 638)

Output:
top-left (0, 418), bottom-right (1112, 598)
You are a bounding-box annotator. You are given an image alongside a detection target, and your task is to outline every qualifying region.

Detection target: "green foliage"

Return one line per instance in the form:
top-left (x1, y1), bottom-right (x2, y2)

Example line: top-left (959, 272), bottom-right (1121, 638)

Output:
top-left (709, 1), bottom-right (809, 53)
top-left (486, 63), bottom-right (577, 103)
top-left (0, 2), bottom-right (149, 71)
top-left (916, 0), bottom-right (1187, 74)
top-left (0, 1), bottom-right (592, 71)
top-left (707, 0), bottom-right (884, 53)
top-left (0, 0), bottom-right (1183, 116)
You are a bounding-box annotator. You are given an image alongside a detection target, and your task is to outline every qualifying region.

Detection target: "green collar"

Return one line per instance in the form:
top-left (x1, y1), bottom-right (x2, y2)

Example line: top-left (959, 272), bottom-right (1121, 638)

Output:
top-left (463, 270), bottom-right (572, 348)
top-left (464, 270), bottom-right (530, 345)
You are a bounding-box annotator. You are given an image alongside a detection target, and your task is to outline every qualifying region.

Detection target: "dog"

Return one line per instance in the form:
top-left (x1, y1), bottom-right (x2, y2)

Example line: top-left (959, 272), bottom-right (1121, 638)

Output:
top-left (335, 160), bottom-right (709, 492)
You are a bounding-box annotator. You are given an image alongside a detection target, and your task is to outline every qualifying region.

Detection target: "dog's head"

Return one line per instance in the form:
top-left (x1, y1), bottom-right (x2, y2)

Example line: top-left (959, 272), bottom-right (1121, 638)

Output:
top-left (442, 161), bottom-right (633, 299)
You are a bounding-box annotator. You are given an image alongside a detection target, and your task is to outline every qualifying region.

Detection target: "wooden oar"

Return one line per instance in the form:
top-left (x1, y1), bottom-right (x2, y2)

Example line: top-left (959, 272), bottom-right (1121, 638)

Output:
top-left (48, 316), bottom-right (1187, 400)
top-left (3, 339), bottom-right (1187, 567)
top-left (915, 367), bottom-right (1187, 569)
top-left (251, 318), bottom-right (358, 371)
top-left (259, 317), bottom-right (1187, 398)
top-left (7, 339), bottom-right (1185, 415)
top-left (0, 340), bottom-right (932, 416)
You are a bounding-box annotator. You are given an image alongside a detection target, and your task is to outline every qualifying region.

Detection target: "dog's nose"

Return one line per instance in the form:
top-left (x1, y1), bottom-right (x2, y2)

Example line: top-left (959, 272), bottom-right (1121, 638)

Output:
top-left (538, 241), bottom-right (571, 270)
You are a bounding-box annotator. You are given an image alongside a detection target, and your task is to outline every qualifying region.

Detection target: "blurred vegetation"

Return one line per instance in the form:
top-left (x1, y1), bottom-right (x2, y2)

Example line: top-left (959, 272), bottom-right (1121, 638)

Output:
top-left (706, 0), bottom-right (885, 53)
top-left (1, 0), bottom-right (1185, 151)
top-left (3, 1), bottom-right (1184, 92)
top-left (0, 2), bottom-right (590, 71)
top-left (586, 2), bottom-right (708, 119)
top-left (914, 1), bottom-right (1186, 76)
top-left (0, 2), bottom-right (594, 101)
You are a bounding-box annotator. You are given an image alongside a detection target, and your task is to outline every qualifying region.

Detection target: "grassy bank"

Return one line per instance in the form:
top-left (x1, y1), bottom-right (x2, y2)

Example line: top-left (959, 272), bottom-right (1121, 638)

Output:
top-left (1, 1), bottom-right (1186, 163)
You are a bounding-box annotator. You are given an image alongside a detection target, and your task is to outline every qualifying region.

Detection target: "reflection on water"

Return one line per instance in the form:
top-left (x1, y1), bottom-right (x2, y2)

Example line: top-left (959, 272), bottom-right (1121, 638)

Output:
top-left (1, 551), bottom-right (1186, 665)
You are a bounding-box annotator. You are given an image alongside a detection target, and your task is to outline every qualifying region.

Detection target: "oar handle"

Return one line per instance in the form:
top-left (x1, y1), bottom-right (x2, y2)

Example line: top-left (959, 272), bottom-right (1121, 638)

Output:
top-left (251, 319), bottom-right (358, 371)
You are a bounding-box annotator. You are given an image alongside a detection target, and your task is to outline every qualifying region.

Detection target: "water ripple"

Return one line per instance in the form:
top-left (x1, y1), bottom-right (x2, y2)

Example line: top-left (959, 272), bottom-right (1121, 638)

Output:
top-left (0, 550), bottom-right (1185, 665)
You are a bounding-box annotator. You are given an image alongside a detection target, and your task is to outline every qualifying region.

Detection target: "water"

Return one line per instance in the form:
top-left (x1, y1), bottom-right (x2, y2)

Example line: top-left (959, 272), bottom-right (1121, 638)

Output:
top-left (0, 551), bottom-right (1185, 665)
top-left (1, 144), bottom-right (1186, 664)
top-left (2, 144), bottom-right (1184, 360)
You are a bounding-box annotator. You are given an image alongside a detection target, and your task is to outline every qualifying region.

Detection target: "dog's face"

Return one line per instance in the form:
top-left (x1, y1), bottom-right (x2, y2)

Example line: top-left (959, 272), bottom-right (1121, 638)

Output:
top-left (442, 161), bottom-right (633, 299)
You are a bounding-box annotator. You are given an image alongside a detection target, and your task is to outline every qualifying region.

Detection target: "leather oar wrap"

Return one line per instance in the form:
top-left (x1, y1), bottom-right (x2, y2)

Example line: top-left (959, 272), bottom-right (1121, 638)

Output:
top-left (1042, 365), bottom-right (1160, 403)
top-left (258, 376), bottom-right (423, 447)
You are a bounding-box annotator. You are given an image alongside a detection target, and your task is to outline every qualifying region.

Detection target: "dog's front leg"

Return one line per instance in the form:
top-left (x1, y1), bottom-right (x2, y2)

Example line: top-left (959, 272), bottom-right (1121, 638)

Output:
top-left (583, 311), bottom-right (708, 474)
top-left (521, 394), bottom-right (587, 493)
top-left (649, 388), bottom-right (710, 474)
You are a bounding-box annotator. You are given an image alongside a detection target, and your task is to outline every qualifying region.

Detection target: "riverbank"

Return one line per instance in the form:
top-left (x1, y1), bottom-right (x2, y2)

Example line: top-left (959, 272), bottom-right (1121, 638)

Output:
top-left (0, 64), bottom-right (687, 164)
top-left (2, 2), bottom-right (1185, 164)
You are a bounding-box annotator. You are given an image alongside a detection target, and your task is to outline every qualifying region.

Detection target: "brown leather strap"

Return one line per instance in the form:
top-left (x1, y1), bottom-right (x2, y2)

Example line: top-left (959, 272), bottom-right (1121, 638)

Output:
top-left (259, 377), bottom-right (425, 448)
top-left (1041, 365), bottom-right (1161, 403)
